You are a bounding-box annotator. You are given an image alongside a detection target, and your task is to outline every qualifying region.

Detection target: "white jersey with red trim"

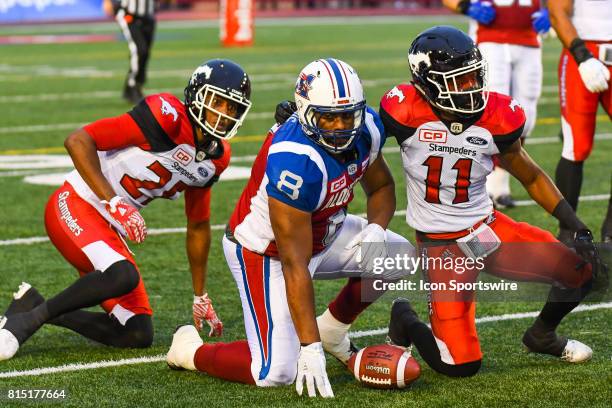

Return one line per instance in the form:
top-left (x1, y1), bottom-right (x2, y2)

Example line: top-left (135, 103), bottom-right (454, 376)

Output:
top-left (572, 0), bottom-right (612, 41)
top-left (66, 93), bottom-right (230, 236)
top-left (379, 85), bottom-right (526, 233)
top-left (228, 107), bottom-right (386, 257)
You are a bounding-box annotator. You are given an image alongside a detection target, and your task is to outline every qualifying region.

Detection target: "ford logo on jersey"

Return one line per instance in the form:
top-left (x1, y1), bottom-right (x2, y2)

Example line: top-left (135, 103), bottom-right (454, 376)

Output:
top-left (198, 167), bottom-right (209, 178)
top-left (466, 136), bottom-right (488, 147)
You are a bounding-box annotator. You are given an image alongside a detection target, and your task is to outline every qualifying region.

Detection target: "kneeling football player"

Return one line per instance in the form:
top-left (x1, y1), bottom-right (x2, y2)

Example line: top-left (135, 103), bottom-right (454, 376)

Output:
top-left (0, 59), bottom-right (252, 360)
top-left (378, 27), bottom-right (608, 377)
top-left (166, 58), bottom-right (416, 397)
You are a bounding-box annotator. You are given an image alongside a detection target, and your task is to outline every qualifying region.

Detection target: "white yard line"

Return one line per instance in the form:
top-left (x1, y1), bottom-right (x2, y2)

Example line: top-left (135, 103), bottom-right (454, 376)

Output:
top-left (0, 301), bottom-right (609, 379)
top-left (0, 193), bottom-right (609, 247)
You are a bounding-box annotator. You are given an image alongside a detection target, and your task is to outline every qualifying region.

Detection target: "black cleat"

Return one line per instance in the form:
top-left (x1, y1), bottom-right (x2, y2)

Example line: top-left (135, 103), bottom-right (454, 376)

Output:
top-left (387, 298), bottom-right (419, 348)
top-left (123, 85), bottom-right (144, 105)
top-left (494, 194), bottom-right (516, 209)
top-left (522, 325), bottom-right (567, 357)
top-left (4, 283), bottom-right (45, 317)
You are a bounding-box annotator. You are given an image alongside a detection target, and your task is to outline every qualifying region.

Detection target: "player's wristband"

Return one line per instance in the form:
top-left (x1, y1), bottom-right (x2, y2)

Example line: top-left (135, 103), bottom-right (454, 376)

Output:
top-left (569, 38), bottom-right (594, 64)
top-left (457, 0), bottom-right (470, 14)
top-left (552, 199), bottom-right (587, 232)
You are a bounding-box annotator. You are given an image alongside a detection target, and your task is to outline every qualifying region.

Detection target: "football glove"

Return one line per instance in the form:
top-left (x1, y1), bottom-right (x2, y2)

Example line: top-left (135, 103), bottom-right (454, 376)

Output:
top-left (574, 230), bottom-right (609, 292)
top-left (345, 223), bottom-right (387, 272)
top-left (102, 196), bottom-right (147, 243)
top-left (193, 294), bottom-right (223, 337)
top-left (274, 100), bottom-right (297, 125)
top-left (578, 58), bottom-right (610, 93)
top-left (466, 1), bottom-right (496, 25)
top-left (531, 8), bottom-right (551, 34)
top-left (295, 342), bottom-right (334, 398)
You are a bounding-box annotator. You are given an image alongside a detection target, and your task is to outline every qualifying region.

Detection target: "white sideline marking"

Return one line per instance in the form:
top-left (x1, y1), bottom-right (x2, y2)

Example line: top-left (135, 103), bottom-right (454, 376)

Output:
top-left (0, 302), bottom-right (609, 378)
top-left (0, 193), bottom-right (609, 247)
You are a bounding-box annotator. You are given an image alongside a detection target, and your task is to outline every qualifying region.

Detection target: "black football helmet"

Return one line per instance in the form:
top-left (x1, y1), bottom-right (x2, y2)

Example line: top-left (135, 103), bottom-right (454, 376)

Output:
top-left (184, 59), bottom-right (252, 141)
top-left (408, 26), bottom-right (488, 117)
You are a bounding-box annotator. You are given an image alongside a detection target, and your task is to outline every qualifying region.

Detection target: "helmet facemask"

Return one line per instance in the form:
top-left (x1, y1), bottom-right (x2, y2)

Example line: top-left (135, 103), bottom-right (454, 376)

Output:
top-left (302, 101), bottom-right (366, 153)
top-left (426, 59), bottom-right (488, 115)
top-left (188, 84), bottom-right (252, 140)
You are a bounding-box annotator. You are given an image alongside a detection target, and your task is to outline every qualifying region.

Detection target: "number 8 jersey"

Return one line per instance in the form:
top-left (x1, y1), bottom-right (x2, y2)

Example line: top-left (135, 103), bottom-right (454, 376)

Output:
top-left (379, 84), bottom-right (525, 233)
top-left (228, 108), bottom-right (385, 256)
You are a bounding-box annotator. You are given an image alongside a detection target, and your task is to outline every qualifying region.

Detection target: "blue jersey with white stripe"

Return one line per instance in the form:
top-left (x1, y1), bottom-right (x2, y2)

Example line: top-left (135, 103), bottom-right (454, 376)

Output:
top-left (229, 106), bottom-right (387, 256)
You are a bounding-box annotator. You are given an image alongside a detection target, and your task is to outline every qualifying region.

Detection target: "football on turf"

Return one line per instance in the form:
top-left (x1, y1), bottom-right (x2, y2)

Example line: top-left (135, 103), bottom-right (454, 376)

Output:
top-left (348, 344), bottom-right (420, 389)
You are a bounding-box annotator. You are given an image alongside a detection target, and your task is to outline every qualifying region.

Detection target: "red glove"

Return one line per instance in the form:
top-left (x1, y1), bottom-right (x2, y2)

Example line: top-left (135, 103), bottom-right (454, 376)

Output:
top-left (193, 294), bottom-right (223, 337)
top-left (102, 196), bottom-right (147, 243)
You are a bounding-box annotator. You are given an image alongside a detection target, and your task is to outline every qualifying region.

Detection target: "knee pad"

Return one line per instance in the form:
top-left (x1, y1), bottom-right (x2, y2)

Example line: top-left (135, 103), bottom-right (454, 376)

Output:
top-left (103, 260), bottom-right (140, 296)
top-left (118, 314), bottom-right (154, 348)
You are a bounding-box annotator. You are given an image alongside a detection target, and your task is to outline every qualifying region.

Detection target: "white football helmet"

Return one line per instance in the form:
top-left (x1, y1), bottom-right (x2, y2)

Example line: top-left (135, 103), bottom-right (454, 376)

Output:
top-left (294, 58), bottom-right (366, 152)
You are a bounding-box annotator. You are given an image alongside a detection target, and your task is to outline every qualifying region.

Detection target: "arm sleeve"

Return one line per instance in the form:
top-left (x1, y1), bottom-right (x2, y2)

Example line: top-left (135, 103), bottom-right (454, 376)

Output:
top-left (265, 152), bottom-right (324, 212)
top-left (184, 186), bottom-right (212, 222)
top-left (83, 114), bottom-right (150, 151)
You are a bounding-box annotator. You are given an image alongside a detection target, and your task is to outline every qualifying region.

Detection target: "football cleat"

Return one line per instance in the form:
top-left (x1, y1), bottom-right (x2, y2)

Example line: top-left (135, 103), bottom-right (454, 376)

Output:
top-left (0, 318), bottom-right (20, 361)
top-left (4, 282), bottom-right (45, 317)
top-left (387, 298), bottom-right (418, 348)
top-left (167, 325), bottom-right (203, 371)
top-left (561, 340), bottom-right (593, 363)
top-left (493, 194), bottom-right (516, 209)
top-left (522, 325), bottom-right (592, 363)
top-left (317, 309), bottom-right (358, 365)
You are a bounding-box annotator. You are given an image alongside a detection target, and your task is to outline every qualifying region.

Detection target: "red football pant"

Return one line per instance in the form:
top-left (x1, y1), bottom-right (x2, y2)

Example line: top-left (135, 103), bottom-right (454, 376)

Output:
top-left (419, 211), bottom-right (592, 365)
top-left (558, 41), bottom-right (612, 162)
top-left (44, 182), bottom-right (151, 316)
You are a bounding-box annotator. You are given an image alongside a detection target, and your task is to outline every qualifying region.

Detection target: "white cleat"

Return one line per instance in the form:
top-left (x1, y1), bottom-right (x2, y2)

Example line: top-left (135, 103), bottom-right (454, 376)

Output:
top-left (167, 325), bottom-right (203, 371)
top-left (317, 309), bottom-right (356, 365)
top-left (561, 340), bottom-right (592, 363)
top-left (0, 316), bottom-right (20, 361)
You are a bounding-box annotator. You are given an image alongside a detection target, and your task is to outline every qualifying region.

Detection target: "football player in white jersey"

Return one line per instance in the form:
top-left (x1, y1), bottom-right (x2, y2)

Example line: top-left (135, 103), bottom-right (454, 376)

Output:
top-left (166, 58), bottom-right (415, 398)
top-left (379, 27), bottom-right (606, 377)
top-left (549, 0), bottom-right (612, 243)
top-left (443, 0), bottom-right (551, 208)
top-left (0, 59), bottom-right (251, 360)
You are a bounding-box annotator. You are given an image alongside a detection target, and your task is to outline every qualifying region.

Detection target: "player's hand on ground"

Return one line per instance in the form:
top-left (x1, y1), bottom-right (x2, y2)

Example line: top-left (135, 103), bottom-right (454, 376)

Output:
top-left (346, 223), bottom-right (387, 269)
top-left (574, 230), bottom-right (609, 292)
top-left (102, 196), bottom-right (147, 243)
top-left (296, 342), bottom-right (334, 398)
top-left (274, 100), bottom-right (297, 124)
top-left (578, 58), bottom-right (610, 93)
top-left (467, 1), bottom-right (496, 25)
top-left (193, 294), bottom-right (224, 337)
top-left (531, 8), bottom-right (551, 34)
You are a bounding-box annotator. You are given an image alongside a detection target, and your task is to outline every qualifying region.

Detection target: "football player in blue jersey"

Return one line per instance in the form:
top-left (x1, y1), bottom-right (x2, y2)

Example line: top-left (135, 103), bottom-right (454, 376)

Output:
top-left (167, 58), bottom-right (416, 397)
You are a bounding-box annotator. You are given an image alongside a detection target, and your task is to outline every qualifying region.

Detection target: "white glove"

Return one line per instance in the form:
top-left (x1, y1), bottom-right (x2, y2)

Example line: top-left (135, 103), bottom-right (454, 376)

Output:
top-left (345, 223), bottom-right (387, 268)
top-left (578, 58), bottom-right (610, 93)
top-left (193, 294), bottom-right (223, 337)
top-left (295, 342), bottom-right (334, 398)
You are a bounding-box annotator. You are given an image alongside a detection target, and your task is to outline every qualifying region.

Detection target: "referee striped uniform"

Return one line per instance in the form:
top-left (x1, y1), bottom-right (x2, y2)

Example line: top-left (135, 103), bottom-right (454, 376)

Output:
top-left (112, 0), bottom-right (156, 102)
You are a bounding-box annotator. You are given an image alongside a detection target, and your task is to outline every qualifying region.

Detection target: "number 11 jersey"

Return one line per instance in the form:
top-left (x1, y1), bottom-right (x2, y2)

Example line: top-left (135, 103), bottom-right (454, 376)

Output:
top-left (379, 84), bottom-right (525, 233)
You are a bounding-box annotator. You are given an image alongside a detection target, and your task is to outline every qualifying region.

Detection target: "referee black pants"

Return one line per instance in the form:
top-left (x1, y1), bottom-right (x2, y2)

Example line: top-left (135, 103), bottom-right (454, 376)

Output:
top-left (115, 10), bottom-right (156, 89)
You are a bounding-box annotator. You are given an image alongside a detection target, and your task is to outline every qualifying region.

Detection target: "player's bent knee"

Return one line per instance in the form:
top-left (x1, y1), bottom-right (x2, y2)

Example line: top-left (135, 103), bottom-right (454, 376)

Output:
top-left (438, 359), bottom-right (482, 377)
top-left (257, 362), bottom-right (297, 387)
top-left (103, 260), bottom-right (140, 295)
top-left (119, 315), bottom-right (154, 348)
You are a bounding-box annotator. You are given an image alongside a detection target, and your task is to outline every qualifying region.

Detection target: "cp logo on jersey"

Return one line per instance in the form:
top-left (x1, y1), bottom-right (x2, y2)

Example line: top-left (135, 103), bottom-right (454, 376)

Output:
top-left (418, 129), bottom-right (447, 144)
top-left (296, 73), bottom-right (315, 100)
top-left (330, 175), bottom-right (347, 193)
top-left (173, 148), bottom-right (193, 166)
